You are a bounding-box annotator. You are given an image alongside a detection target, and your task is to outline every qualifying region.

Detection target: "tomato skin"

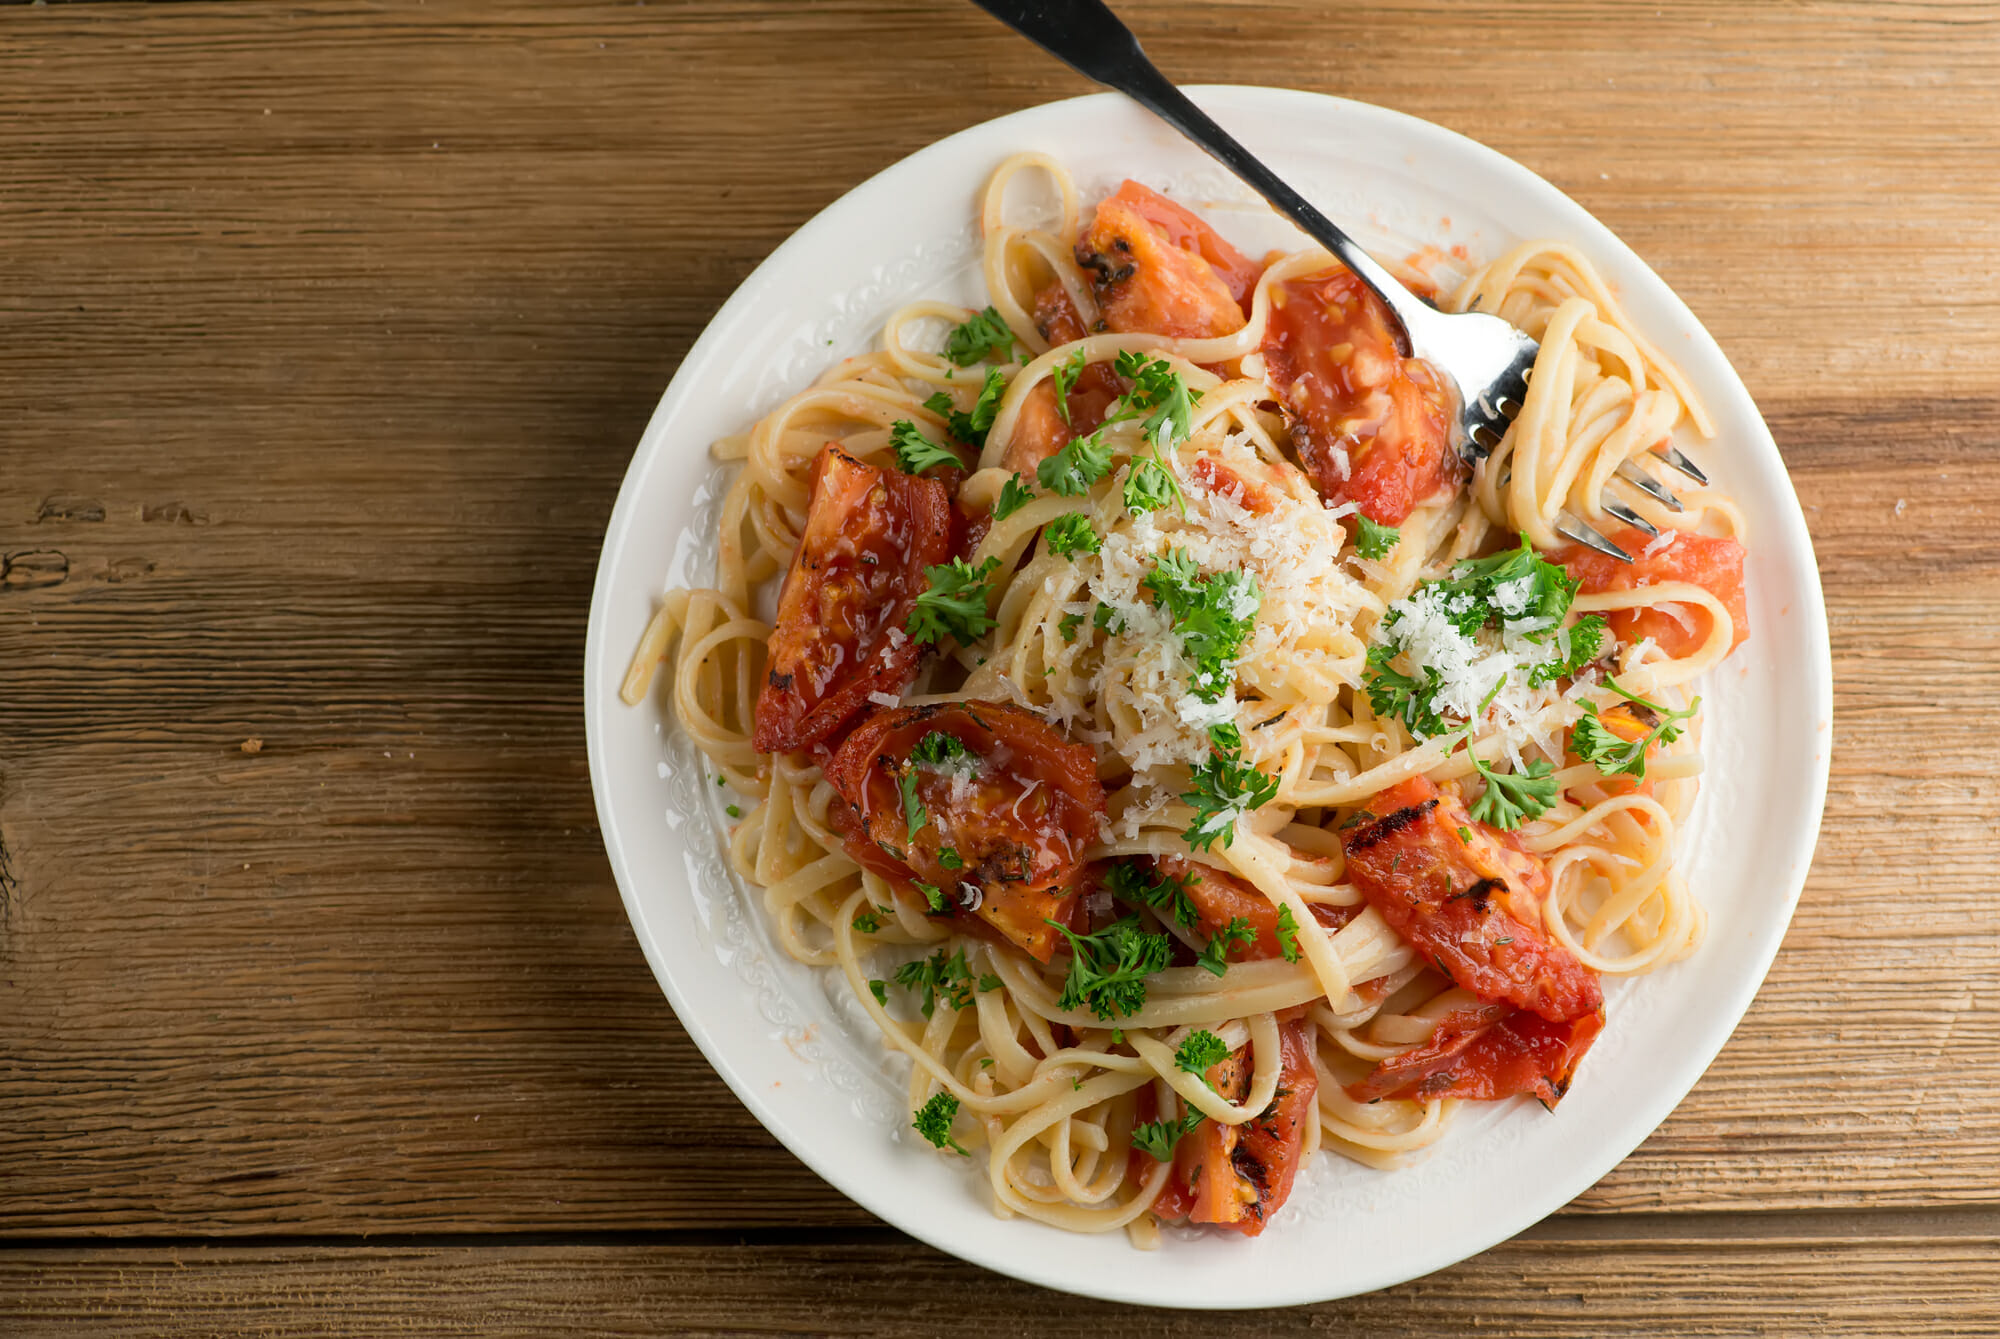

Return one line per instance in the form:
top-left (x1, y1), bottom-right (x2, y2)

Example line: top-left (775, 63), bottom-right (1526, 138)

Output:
top-left (1343, 776), bottom-right (1603, 1023)
top-left (1347, 1006), bottom-right (1604, 1108)
top-left (1552, 526), bottom-right (1749, 659)
top-left (1076, 180), bottom-right (1257, 339)
top-left (823, 701), bottom-right (1107, 962)
top-left (753, 445), bottom-right (952, 755)
top-left (1158, 856), bottom-right (1359, 964)
top-left (998, 284), bottom-right (1125, 477)
top-left (1152, 1019), bottom-right (1319, 1236)
top-left (1261, 268), bottom-right (1459, 524)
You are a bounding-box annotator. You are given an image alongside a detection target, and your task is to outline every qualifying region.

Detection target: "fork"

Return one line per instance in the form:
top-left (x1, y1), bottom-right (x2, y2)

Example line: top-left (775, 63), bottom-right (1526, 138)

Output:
top-left (971, 0), bottom-right (1706, 561)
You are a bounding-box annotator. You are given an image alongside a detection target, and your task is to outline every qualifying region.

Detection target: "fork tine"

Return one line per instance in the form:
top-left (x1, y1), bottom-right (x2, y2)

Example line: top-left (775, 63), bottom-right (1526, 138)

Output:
top-left (1600, 496), bottom-right (1660, 537)
top-left (1654, 443), bottom-right (1709, 486)
top-left (1557, 511), bottom-right (1633, 561)
top-left (1615, 459), bottom-right (1685, 512)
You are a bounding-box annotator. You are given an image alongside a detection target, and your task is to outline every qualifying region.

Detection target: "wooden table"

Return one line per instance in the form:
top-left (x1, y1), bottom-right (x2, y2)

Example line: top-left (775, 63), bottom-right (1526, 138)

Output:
top-left (2, 2), bottom-right (1995, 1332)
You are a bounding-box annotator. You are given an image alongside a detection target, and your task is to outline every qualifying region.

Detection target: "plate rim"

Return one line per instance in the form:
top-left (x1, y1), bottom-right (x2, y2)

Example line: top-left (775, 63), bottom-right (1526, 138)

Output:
top-left (583, 84), bottom-right (1834, 1307)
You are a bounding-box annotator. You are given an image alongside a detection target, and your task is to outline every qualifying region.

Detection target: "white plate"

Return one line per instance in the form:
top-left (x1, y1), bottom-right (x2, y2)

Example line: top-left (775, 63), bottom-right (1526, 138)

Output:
top-left (583, 87), bottom-right (1832, 1308)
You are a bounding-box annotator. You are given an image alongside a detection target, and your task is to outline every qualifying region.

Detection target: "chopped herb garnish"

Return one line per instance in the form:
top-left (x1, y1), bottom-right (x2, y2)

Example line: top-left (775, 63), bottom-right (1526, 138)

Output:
top-left (913, 1090), bottom-right (969, 1154)
top-left (906, 556), bottom-right (1000, 646)
top-left (939, 848), bottom-right (964, 870)
top-left (725, 804), bottom-right (741, 818)
top-left (977, 973), bottom-right (1002, 992)
top-left (1195, 916), bottom-right (1255, 977)
top-left (1174, 1029), bottom-right (1231, 1078)
top-left (1093, 602), bottom-right (1125, 635)
top-left (868, 979), bottom-right (888, 1006)
top-left (1142, 550), bottom-right (1261, 704)
top-left (1468, 754), bottom-right (1558, 830)
top-left (899, 768), bottom-right (927, 835)
top-left (1181, 728), bottom-right (1279, 852)
top-left (994, 474), bottom-right (1035, 520)
top-left (1045, 916), bottom-right (1173, 1021)
top-left (852, 907), bottom-right (882, 934)
top-left (1104, 860), bottom-right (1199, 930)
top-left (1275, 904), bottom-right (1302, 963)
top-left (1051, 347), bottom-right (1088, 423)
top-left (1058, 610), bottom-right (1084, 643)
top-left (892, 947), bottom-right (978, 1017)
top-left (1355, 515), bottom-right (1401, 560)
top-left (1123, 454), bottom-right (1185, 516)
top-left (1110, 350), bottom-right (1201, 451)
top-left (911, 731), bottom-right (972, 768)
top-left (942, 306), bottom-right (1017, 366)
top-left (1036, 429), bottom-right (1114, 497)
top-left (1571, 683), bottom-right (1701, 779)
top-left (924, 367), bottom-right (1007, 448)
top-left (1043, 513), bottom-right (1100, 558)
top-left (915, 880), bottom-right (948, 913)
top-left (890, 419), bottom-right (962, 475)
top-left (1131, 1108), bottom-right (1205, 1162)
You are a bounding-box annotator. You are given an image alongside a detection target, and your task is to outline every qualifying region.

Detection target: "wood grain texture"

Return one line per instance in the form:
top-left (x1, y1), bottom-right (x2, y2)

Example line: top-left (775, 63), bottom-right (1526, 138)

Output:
top-left (2, 0), bottom-right (1998, 1329)
top-left (3, 1219), bottom-right (1999, 1337)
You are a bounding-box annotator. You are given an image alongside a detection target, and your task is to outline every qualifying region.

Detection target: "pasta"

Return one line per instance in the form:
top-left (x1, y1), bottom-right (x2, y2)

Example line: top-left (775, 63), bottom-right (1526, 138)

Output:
top-left (621, 154), bottom-right (1747, 1244)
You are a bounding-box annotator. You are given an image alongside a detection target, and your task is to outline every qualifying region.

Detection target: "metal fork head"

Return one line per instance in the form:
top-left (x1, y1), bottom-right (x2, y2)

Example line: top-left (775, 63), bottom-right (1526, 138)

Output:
top-left (1400, 303), bottom-right (1540, 468)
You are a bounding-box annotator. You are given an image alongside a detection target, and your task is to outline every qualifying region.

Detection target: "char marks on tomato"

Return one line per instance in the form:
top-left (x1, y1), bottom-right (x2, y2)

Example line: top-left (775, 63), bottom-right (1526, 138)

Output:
top-left (1552, 525), bottom-right (1749, 659)
top-left (1345, 1000), bottom-right (1603, 1108)
top-left (753, 444), bottom-right (953, 755)
top-left (823, 701), bottom-right (1107, 962)
top-left (1149, 1018), bottom-right (1319, 1236)
top-left (1261, 267), bottom-right (1458, 524)
top-left (1342, 775), bottom-right (1602, 1023)
top-left (1075, 180), bottom-right (1259, 340)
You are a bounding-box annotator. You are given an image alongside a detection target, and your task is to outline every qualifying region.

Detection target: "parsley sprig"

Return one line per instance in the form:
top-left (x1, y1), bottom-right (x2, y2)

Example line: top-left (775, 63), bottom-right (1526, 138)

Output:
top-left (1044, 916), bottom-right (1173, 1021)
top-left (1195, 916), bottom-right (1254, 976)
top-left (886, 947), bottom-right (979, 1018)
top-left (1142, 550), bottom-right (1261, 704)
top-left (1181, 722), bottom-right (1279, 852)
top-left (1355, 515), bottom-right (1401, 560)
top-left (993, 474), bottom-right (1035, 520)
top-left (942, 306), bottom-right (1017, 367)
top-left (1104, 861), bottom-right (1199, 930)
top-left (1051, 347), bottom-right (1087, 424)
top-left (1571, 683), bottom-right (1701, 779)
top-left (1123, 454), bottom-right (1185, 516)
top-left (1036, 429), bottom-right (1114, 497)
top-left (913, 1090), bottom-right (969, 1154)
top-left (1274, 904), bottom-right (1302, 963)
top-left (1131, 1107), bottom-right (1204, 1162)
top-left (1110, 350), bottom-right (1201, 451)
top-left (924, 367), bottom-right (1007, 448)
top-left (1468, 754), bottom-right (1558, 830)
top-left (906, 556), bottom-right (1000, 647)
top-left (1174, 1030), bottom-right (1230, 1078)
top-left (889, 420), bottom-right (961, 475)
top-left (1043, 513), bottom-right (1100, 558)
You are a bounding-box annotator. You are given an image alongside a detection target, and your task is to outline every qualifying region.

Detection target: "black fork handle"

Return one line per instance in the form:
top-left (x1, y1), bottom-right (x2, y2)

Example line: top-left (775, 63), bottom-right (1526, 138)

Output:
top-left (970, 0), bottom-right (1421, 351)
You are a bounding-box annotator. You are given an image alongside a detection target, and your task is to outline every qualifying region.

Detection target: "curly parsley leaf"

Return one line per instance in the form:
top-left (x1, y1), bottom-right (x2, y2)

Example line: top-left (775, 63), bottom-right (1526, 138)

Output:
top-left (924, 367), bottom-right (1008, 448)
top-left (993, 474), bottom-right (1035, 520)
top-left (1355, 515), bottom-right (1401, 560)
top-left (868, 978), bottom-right (888, 1007)
top-left (911, 731), bottom-right (971, 768)
top-left (1142, 551), bottom-right (1261, 704)
top-left (1275, 903), bottom-right (1302, 963)
top-left (1528, 613), bottom-right (1610, 687)
top-left (1043, 512), bottom-right (1101, 558)
top-left (1195, 916), bottom-right (1255, 977)
top-left (892, 947), bottom-right (977, 1018)
top-left (1045, 916), bottom-right (1173, 1021)
top-left (899, 768), bottom-right (927, 835)
top-left (1181, 729), bottom-right (1279, 853)
top-left (915, 880), bottom-right (948, 913)
top-left (942, 306), bottom-right (1017, 367)
top-left (1111, 350), bottom-right (1202, 451)
top-left (906, 556), bottom-right (1000, 647)
top-left (889, 419), bottom-right (962, 475)
top-left (1364, 643), bottom-right (1452, 738)
top-left (852, 905), bottom-right (885, 935)
top-left (1036, 429), bottom-right (1114, 497)
top-left (1570, 685), bottom-right (1701, 779)
top-left (1051, 347), bottom-right (1088, 424)
top-left (1131, 1107), bottom-right (1205, 1162)
top-left (1174, 1029), bottom-right (1231, 1077)
top-left (1094, 601), bottom-right (1125, 635)
top-left (1468, 755), bottom-right (1558, 830)
top-left (1123, 454), bottom-right (1186, 516)
top-left (913, 1090), bottom-right (970, 1154)
top-left (1104, 860), bottom-right (1199, 930)
top-left (1057, 610), bottom-right (1084, 643)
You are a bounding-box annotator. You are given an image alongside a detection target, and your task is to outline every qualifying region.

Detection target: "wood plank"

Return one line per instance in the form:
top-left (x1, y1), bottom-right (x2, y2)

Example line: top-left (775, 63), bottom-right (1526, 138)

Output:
top-left (1, 1220), bottom-right (1996, 1335)
top-left (2, 0), bottom-right (1998, 1240)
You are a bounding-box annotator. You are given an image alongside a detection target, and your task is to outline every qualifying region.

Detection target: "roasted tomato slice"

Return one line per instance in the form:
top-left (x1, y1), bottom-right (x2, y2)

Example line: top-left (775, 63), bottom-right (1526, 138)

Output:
top-left (1347, 1004), bottom-right (1604, 1108)
top-left (1150, 1018), bottom-right (1319, 1236)
top-left (999, 284), bottom-right (1126, 476)
top-left (1552, 526), bottom-right (1749, 659)
top-left (1261, 267), bottom-right (1458, 524)
top-left (1343, 776), bottom-right (1602, 1023)
top-left (824, 701), bottom-right (1107, 962)
top-left (752, 444), bottom-right (952, 755)
top-left (1076, 180), bottom-right (1258, 339)
top-left (1157, 855), bottom-right (1360, 964)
